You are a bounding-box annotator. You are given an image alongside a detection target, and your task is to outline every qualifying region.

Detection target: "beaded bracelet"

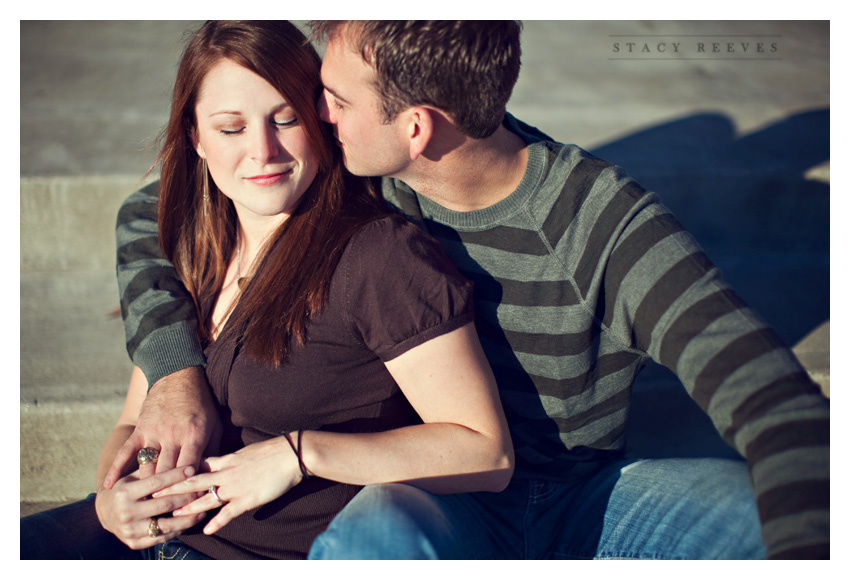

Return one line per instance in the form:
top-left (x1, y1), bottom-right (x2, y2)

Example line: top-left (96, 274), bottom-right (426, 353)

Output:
top-left (283, 431), bottom-right (311, 480)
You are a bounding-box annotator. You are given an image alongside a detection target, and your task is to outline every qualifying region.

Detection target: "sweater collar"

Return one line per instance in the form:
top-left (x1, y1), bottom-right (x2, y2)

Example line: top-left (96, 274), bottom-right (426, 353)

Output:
top-left (411, 114), bottom-right (548, 230)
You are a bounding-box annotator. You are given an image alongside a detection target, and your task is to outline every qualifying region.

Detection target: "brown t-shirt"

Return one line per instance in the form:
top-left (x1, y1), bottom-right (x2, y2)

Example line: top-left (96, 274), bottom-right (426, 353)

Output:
top-left (179, 217), bottom-right (474, 559)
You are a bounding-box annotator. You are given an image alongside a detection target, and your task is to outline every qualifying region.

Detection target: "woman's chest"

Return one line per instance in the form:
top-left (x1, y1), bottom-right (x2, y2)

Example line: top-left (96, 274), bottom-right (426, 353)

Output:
top-left (205, 311), bottom-right (405, 438)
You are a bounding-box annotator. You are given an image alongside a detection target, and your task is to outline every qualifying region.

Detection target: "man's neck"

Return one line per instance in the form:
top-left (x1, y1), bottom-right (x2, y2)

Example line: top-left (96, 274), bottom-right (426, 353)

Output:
top-left (397, 124), bottom-right (528, 213)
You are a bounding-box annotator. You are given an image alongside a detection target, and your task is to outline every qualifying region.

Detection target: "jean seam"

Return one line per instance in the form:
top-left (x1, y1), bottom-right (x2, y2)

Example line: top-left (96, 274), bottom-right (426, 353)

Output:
top-left (528, 480), bottom-right (559, 504)
top-left (521, 480), bottom-right (540, 559)
top-left (552, 548), bottom-right (675, 560)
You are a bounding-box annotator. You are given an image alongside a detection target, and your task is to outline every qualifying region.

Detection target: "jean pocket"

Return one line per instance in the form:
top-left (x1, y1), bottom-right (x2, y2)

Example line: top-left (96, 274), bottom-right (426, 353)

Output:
top-left (154, 539), bottom-right (211, 560)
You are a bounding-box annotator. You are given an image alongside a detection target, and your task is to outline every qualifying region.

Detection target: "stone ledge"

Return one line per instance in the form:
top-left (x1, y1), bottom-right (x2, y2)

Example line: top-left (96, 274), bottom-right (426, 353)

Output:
top-left (791, 320), bottom-right (830, 398)
top-left (20, 401), bottom-right (123, 503)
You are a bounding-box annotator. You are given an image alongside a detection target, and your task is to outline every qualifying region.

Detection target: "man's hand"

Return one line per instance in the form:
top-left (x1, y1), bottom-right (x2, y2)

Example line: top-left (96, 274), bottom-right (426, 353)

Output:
top-left (102, 366), bottom-right (221, 489)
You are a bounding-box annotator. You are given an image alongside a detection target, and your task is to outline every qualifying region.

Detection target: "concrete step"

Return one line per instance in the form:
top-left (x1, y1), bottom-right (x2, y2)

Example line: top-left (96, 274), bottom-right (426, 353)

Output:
top-left (21, 176), bottom-right (142, 506)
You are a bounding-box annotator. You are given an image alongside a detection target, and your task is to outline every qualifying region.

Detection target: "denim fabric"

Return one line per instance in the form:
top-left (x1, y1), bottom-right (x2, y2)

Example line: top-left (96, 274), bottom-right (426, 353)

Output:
top-left (148, 539), bottom-right (213, 560)
top-left (20, 494), bottom-right (211, 560)
top-left (308, 457), bottom-right (766, 560)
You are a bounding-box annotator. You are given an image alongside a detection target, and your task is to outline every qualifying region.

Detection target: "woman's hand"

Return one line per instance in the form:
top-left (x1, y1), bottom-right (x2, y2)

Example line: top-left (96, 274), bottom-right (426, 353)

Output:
top-left (95, 466), bottom-right (205, 550)
top-left (153, 436), bottom-right (303, 535)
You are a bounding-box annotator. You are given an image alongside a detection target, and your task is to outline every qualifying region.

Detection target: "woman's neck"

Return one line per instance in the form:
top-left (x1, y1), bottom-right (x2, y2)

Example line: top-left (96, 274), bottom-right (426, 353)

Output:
top-left (209, 213), bottom-right (284, 340)
top-left (234, 211), bottom-right (287, 276)
top-left (237, 212), bottom-right (284, 252)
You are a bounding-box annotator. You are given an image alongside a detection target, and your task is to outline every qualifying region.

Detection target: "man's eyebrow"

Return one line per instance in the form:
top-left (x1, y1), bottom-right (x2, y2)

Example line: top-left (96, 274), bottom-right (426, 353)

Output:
top-left (323, 85), bottom-right (351, 104)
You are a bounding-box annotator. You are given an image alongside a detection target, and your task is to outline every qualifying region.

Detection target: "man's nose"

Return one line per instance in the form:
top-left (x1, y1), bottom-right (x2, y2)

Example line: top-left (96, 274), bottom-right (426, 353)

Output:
top-left (318, 89), bottom-right (334, 123)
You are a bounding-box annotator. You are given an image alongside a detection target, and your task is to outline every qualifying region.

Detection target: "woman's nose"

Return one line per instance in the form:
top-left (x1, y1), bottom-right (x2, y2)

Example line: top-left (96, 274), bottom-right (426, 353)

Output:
top-left (250, 126), bottom-right (279, 162)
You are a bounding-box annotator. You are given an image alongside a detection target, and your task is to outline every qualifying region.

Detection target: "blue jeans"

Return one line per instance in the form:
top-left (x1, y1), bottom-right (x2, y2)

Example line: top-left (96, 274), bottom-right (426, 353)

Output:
top-left (309, 457), bottom-right (766, 559)
top-left (20, 494), bottom-right (212, 560)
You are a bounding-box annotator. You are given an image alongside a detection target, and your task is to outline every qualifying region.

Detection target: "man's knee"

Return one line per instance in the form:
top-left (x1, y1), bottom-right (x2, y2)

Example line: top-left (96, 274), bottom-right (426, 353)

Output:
top-left (309, 483), bottom-right (457, 559)
top-left (696, 459), bottom-right (765, 558)
top-left (614, 458), bottom-right (765, 559)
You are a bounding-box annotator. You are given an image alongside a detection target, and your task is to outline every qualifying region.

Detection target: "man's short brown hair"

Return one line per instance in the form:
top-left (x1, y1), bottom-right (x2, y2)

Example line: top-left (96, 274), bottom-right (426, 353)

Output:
top-left (311, 21), bottom-right (522, 139)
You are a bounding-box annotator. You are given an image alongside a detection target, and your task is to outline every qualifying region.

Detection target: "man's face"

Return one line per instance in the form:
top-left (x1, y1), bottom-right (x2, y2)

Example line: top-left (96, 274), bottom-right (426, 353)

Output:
top-left (318, 31), bottom-right (411, 178)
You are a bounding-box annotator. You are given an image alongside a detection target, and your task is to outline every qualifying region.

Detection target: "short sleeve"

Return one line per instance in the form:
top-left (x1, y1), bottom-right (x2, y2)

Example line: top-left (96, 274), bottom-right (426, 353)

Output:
top-left (340, 217), bottom-right (475, 362)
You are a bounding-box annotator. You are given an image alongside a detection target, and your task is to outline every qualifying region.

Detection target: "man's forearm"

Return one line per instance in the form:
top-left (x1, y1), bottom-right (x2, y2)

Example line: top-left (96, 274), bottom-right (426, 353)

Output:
top-left (115, 181), bottom-right (206, 386)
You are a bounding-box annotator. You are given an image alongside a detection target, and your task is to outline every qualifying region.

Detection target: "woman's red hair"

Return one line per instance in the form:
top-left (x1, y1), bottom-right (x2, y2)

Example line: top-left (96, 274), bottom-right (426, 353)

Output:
top-left (155, 20), bottom-right (390, 365)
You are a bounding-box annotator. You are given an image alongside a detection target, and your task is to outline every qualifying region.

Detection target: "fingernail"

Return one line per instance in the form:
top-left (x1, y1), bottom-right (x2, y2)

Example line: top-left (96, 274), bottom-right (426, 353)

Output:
top-left (184, 466), bottom-right (195, 477)
top-left (173, 509), bottom-right (182, 516)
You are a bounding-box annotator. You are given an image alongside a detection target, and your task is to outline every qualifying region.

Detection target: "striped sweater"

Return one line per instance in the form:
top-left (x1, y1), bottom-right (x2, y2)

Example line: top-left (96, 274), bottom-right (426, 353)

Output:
top-left (115, 114), bottom-right (828, 559)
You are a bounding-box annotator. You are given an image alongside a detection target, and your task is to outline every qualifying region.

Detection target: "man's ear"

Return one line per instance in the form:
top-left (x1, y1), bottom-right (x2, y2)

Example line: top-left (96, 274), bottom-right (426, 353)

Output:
top-left (407, 107), bottom-right (434, 161)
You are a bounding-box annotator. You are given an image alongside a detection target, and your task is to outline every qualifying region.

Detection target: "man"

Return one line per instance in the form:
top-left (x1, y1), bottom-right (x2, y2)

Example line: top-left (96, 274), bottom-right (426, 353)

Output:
top-left (107, 21), bottom-right (828, 559)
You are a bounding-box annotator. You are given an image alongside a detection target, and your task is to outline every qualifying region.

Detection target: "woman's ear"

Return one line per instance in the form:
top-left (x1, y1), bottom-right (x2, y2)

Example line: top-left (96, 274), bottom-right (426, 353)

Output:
top-left (191, 127), bottom-right (206, 159)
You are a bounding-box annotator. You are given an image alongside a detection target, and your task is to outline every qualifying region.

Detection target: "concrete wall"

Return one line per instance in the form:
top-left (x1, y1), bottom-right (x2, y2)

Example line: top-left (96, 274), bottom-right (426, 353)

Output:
top-left (21, 176), bottom-right (148, 504)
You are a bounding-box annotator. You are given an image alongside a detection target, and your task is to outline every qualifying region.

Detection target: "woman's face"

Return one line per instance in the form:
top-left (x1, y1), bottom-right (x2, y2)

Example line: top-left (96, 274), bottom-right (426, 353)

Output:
top-left (193, 59), bottom-right (319, 228)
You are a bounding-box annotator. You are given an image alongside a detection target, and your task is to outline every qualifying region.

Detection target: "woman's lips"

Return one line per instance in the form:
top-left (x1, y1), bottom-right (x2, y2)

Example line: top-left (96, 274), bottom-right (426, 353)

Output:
top-left (245, 171), bottom-right (289, 186)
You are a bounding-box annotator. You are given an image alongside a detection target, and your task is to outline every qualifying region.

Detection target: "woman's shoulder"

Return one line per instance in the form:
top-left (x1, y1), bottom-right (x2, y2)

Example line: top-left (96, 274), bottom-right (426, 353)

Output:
top-left (352, 214), bottom-right (428, 241)
top-left (346, 214), bottom-right (442, 259)
top-left (340, 214), bottom-right (466, 284)
top-left (334, 215), bottom-right (474, 353)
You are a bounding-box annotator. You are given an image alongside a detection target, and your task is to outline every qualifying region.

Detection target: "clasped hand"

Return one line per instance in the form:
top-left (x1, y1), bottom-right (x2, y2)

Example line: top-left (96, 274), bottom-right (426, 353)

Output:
top-left (153, 437), bottom-right (304, 536)
top-left (95, 466), bottom-right (204, 550)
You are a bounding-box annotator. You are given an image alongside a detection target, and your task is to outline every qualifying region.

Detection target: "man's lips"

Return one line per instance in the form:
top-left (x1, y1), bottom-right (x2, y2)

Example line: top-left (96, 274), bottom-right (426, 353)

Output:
top-left (244, 171), bottom-right (290, 186)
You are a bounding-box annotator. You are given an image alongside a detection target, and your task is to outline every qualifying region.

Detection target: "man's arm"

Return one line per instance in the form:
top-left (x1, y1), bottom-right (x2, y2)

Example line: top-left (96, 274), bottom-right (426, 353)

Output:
top-left (104, 181), bottom-right (220, 488)
top-left (603, 188), bottom-right (829, 558)
top-left (115, 181), bottom-right (206, 384)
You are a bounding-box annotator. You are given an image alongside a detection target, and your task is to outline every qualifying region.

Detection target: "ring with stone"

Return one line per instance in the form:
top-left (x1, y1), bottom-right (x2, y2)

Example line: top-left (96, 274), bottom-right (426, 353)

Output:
top-left (137, 447), bottom-right (159, 465)
top-left (208, 485), bottom-right (224, 505)
top-left (147, 518), bottom-right (161, 538)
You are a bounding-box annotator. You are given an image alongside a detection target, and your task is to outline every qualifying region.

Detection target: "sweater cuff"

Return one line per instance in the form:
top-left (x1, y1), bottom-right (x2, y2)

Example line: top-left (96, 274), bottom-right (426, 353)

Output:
top-left (134, 323), bottom-right (207, 388)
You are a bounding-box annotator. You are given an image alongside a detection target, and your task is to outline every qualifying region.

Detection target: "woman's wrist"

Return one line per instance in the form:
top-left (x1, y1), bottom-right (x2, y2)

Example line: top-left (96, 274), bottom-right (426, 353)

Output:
top-left (283, 431), bottom-right (313, 480)
top-left (94, 487), bottom-right (113, 530)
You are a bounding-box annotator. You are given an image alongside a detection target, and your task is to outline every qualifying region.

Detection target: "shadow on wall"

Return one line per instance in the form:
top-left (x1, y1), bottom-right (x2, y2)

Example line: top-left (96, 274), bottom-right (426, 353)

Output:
top-left (595, 109), bottom-right (830, 459)
top-left (593, 108), bottom-right (829, 344)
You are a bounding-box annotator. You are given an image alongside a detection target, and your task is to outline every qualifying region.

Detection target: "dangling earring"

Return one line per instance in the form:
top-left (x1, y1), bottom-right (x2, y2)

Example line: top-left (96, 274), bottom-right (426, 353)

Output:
top-left (202, 158), bottom-right (210, 218)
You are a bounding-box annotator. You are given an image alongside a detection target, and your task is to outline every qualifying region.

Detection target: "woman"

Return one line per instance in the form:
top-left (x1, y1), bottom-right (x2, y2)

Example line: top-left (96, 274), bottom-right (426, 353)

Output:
top-left (21, 20), bottom-right (512, 560)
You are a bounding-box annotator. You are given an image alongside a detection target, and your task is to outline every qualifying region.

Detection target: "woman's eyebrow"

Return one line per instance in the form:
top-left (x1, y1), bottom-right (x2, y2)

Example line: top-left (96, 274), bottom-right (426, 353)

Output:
top-left (207, 102), bottom-right (292, 117)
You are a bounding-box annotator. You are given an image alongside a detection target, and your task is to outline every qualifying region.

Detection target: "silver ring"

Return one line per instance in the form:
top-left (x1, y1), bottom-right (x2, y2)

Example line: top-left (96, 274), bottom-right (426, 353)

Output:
top-left (208, 485), bottom-right (223, 505)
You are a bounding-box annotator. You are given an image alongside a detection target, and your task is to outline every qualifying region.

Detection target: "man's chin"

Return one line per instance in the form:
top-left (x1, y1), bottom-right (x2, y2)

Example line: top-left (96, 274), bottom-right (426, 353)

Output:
top-left (339, 155), bottom-right (370, 177)
top-left (344, 167), bottom-right (372, 178)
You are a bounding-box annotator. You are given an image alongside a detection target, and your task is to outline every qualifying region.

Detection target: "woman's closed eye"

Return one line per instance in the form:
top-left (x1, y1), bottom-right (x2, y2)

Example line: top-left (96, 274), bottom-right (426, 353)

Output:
top-left (219, 118), bottom-right (297, 136)
top-left (275, 117), bottom-right (298, 128)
